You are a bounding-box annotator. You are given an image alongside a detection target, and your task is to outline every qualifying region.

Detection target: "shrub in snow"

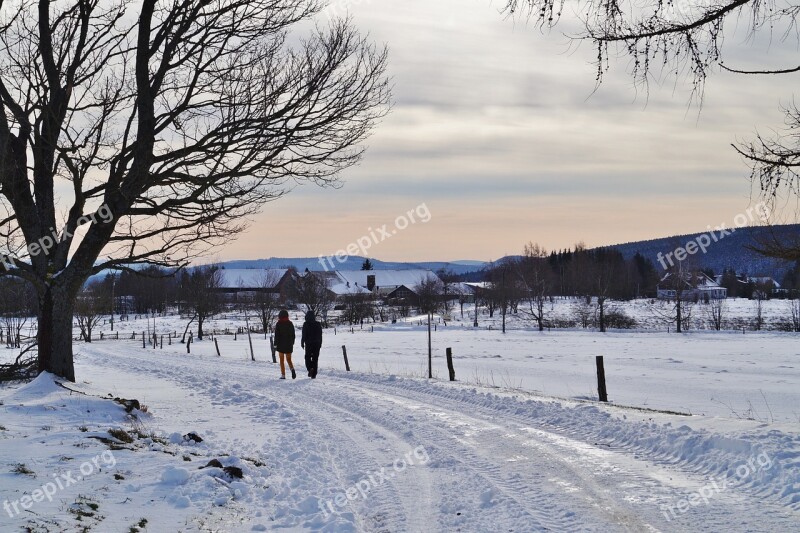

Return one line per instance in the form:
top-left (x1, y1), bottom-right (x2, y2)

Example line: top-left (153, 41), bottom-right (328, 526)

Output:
top-left (604, 309), bottom-right (637, 329)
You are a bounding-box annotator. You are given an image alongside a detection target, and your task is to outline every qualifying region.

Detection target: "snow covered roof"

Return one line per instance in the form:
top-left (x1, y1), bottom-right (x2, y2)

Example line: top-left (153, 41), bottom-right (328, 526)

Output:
top-left (659, 272), bottom-right (721, 289)
top-left (750, 277), bottom-right (781, 288)
top-left (217, 268), bottom-right (289, 289)
top-left (452, 282), bottom-right (476, 294)
top-left (328, 283), bottom-right (372, 296)
top-left (333, 269), bottom-right (439, 290)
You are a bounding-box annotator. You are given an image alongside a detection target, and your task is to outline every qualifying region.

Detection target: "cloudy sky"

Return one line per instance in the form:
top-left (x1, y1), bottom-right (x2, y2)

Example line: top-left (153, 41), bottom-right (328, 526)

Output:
top-left (219, 0), bottom-right (792, 263)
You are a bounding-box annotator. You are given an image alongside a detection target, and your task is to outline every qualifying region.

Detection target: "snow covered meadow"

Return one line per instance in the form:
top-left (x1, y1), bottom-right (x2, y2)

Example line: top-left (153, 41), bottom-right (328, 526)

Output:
top-left (0, 301), bottom-right (798, 531)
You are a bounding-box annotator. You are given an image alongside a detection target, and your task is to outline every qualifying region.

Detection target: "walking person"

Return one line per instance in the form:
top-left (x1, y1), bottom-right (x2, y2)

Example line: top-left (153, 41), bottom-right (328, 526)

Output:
top-left (274, 309), bottom-right (296, 379)
top-left (301, 311), bottom-right (323, 379)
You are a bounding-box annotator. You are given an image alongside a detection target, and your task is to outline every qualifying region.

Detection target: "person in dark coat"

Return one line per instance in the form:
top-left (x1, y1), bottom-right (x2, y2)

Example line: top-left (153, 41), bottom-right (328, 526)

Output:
top-left (274, 309), bottom-right (296, 379)
top-left (301, 310), bottom-right (323, 379)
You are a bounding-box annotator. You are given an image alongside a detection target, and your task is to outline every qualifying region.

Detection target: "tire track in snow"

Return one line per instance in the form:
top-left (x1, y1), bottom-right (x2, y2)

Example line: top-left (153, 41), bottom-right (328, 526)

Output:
top-left (84, 349), bottom-right (428, 532)
top-left (323, 371), bottom-right (800, 531)
top-left (278, 382), bottom-right (438, 533)
top-left (304, 377), bottom-right (644, 532)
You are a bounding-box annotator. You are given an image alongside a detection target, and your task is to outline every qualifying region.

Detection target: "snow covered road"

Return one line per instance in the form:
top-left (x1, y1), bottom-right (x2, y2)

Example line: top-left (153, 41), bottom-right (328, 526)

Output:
top-left (43, 342), bottom-right (798, 532)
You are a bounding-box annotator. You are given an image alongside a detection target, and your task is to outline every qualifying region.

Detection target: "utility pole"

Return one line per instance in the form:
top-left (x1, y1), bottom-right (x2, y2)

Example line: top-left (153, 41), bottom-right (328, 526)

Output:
top-left (427, 311), bottom-right (432, 378)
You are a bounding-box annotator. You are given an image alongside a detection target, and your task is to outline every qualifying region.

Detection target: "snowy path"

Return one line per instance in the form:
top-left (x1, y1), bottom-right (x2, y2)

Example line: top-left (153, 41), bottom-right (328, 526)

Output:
top-left (71, 343), bottom-right (799, 532)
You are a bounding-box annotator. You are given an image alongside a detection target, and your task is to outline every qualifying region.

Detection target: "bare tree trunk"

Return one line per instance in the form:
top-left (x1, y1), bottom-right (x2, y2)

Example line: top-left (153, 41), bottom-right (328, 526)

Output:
top-left (598, 297), bottom-right (606, 333)
top-left (37, 286), bottom-right (76, 382)
top-left (536, 298), bottom-right (546, 331)
top-left (181, 314), bottom-right (196, 343)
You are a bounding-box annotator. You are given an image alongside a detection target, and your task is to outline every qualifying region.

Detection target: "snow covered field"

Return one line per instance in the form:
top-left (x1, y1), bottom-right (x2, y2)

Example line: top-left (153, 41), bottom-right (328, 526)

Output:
top-left (0, 311), bottom-right (798, 531)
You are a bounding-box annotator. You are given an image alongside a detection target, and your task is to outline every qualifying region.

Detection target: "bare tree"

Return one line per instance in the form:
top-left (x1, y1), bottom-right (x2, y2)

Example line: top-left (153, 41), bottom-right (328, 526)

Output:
top-left (372, 295), bottom-right (389, 323)
top-left (253, 270), bottom-right (282, 334)
top-left (436, 268), bottom-right (458, 315)
top-left (341, 291), bottom-right (372, 326)
top-left (74, 287), bottom-right (104, 343)
top-left (489, 259), bottom-right (520, 334)
top-left (572, 296), bottom-right (594, 329)
top-left (180, 266), bottom-right (222, 340)
top-left (789, 298), bottom-right (800, 332)
top-left (294, 272), bottom-right (334, 323)
top-left (652, 256), bottom-right (702, 333)
top-left (453, 284), bottom-right (471, 320)
top-left (415, 275), bottom-right (443, 379)
top-left (593, 263), bottom-right (615, 333)
top-left (753, 291), bottom-right (766, 331)
top-left (0, 277), bottom-right (35, 347)
top-left (517, 242), bottom-right (551, 332)
top-left (706, 298), bottom-right (726, 331)
top-left (0, 0), bottom-right (390, 381)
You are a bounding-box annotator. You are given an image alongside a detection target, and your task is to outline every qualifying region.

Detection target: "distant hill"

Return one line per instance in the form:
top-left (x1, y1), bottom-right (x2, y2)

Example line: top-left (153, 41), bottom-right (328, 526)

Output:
top-left (215, 225), bottom-right (800, 281)
top-left (218, 256), bottom-right (484, 276)
top-left (605, 224), bottom-right (799, 279)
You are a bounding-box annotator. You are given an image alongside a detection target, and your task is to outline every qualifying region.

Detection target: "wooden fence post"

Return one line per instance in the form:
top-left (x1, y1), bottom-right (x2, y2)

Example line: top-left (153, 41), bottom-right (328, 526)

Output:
top-left (214, 338), bottom-right (221, 357)
top-left (446, 347), bottom-right (455, 381)
top-left (596, 356), bottom-right (608, 402)
top-left (187, 336), bottom-right (192, 354)
top-left (142, 333), bottom-right (145, 349)
top-left (269, 335), bottom-right (277, 363)
top-left (342, 345), bottom-right (350, 371)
